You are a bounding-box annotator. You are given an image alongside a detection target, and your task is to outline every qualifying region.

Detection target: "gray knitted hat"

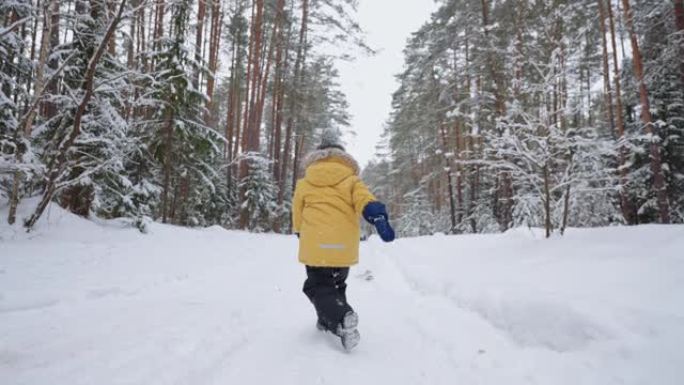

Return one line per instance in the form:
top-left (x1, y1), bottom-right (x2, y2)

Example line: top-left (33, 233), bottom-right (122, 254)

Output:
top-left (317, 127), bottom-right (345, 151)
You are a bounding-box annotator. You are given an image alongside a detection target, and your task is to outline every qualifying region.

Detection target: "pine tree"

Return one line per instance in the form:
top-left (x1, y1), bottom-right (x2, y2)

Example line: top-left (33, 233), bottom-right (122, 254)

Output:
top-left (397, 187), bottom-right (436, 237)
top-left (237, 152), bottom-right (277, 232)
top-left (148, 0), bottom-right (222, 226)
top-left (376, 0), bottom-right (669, 235)
top-left (24, 0), bottom-right (128, 230)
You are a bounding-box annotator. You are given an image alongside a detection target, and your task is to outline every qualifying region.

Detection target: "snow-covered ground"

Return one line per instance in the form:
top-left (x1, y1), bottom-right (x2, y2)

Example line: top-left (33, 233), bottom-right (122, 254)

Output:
top-left (1, 203), bottom-right (683, 385)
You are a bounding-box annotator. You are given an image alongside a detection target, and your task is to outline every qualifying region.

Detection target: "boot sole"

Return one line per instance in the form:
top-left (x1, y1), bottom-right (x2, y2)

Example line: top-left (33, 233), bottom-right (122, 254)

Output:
top-left (339, 311), bottom-right (360, 351)
top-left (341, 329), bottom-right (360, 351)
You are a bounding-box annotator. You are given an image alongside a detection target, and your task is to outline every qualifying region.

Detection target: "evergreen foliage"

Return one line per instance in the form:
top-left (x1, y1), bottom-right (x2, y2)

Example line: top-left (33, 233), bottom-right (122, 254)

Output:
top-left (365, 0), bottom-right (684, 237)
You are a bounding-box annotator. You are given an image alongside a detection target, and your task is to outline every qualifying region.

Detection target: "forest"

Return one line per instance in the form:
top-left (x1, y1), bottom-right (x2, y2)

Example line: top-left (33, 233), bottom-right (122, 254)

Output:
top-left (365, 0), bottom-right (684, 237)
top-left (1, 0), bottom-right (683, 237)
top-left (1, 0), bottom-right (366, 232)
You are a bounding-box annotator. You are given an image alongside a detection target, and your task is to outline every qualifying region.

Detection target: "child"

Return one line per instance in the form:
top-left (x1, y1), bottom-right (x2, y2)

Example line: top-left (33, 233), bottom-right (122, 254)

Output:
top-left (292, 128), bottom-right (395, 351)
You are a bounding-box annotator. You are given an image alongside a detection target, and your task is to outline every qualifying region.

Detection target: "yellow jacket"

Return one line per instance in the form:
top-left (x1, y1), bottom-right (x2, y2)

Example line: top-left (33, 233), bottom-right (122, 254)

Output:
top-left (292, 148), bottom-right (376, 267)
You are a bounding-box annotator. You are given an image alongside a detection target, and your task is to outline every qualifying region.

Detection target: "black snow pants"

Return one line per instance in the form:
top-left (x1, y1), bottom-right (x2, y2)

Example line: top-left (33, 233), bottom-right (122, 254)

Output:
top-left (303, 266), bottom-right (353, 333)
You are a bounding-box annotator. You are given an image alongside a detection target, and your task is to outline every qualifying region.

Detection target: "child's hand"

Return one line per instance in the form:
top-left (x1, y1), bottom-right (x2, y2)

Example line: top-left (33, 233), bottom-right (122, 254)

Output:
top-left (363, 202), bottom-right (396, 242)
top-left (373, 217), bottom-right (395, 242)
top-left (362, 202), bottom-right (388, 223)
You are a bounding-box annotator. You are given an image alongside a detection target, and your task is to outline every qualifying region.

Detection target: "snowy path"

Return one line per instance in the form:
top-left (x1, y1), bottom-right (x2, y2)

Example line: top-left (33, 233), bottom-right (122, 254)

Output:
top-left (1, 206), bottom-right (684, 385)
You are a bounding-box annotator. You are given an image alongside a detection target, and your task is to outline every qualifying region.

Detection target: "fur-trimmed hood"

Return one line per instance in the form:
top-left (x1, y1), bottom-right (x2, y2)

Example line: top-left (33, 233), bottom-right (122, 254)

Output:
top-left (301, 148), bottom-right (360, 187)
top-left (302, 148), bottom-right (360, 175)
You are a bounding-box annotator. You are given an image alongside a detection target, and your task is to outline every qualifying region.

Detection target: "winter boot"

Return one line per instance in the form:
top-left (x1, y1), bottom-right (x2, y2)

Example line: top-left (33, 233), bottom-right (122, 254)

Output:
top-left (336, 311), bottom-right (360, 351)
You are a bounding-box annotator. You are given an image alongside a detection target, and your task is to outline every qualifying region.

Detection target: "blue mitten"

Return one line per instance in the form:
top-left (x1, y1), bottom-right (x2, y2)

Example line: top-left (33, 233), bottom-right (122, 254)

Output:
top-left (363, 202), bottom-right (396, 242)
top-left (363, 201), bottom-right (388, 223)
top-left (373, 217), bottom-right (395, 242)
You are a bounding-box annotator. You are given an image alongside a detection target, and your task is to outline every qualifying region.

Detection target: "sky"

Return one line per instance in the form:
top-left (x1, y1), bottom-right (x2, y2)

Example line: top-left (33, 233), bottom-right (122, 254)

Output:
top-left (337, 0), bottom-right (438, 167)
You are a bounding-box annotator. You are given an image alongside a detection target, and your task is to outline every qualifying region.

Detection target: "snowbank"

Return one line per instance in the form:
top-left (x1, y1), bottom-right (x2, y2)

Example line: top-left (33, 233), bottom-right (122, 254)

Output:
top-left (1, 202), bottom-right (683, 384)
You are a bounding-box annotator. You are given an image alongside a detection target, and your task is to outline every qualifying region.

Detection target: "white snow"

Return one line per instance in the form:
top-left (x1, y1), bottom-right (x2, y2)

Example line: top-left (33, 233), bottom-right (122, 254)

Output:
top-left (1, 202), bottom-right (683, 385)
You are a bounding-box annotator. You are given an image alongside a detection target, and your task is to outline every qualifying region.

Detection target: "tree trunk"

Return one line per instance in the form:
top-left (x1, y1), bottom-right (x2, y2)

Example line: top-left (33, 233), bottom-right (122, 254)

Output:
top-left (225, 1), bottom-right (242, 172)
top-left (270, 49), bottom-right (285, 178)
top-left (226, 46), bottom-right (237, 168)
top-left (239, 0), bottom-right (256, 160)
top-left (137, 3), bottom-right (148, 119)
top-left (169, 171), bottom-right (179, 223)
top-left (152, 0), bottom-right (165, 71)
top-left (674, 0), bottom-right (684, 87)
top-left (606, 0), bottom-right (635, 224)
top-left (42, 0), bottom-right (60, 118)
top-left (513, 1), bottom-right (524, 99)
top-left (560, 182), bottom-right (571, 235)
top-left (621, 0), bottom-right (670, 223)
top-left (240, 0), bottom-right (264, 155)
top-left (464, 33), bottom-right (478, 233)
top-left (239, 0), bottom-right (266, 229)
top-left (440, 121), bottom-right (457, 233)
top-left (161, 110), bottom-right (174, 223)
top-left (124, 0), bottom-right (137, 121)
top-left (205, 0), bottom-right (222, 123)
top-left (228, 0), bottom-right (245, 177)
top-left (597, 0), bottom-right (616, 133)
top-left (256, 0), bottom-right (284, 145)
top-left (585, 32), bottom-right (593, 126)
top-left (141, 1), bottom-right (150, 73)
top-left (543, 163), bottom-right (552, 238)
top-left (278, 0), bottom-right (309, 209)
top-left (248, 0), bottom-right (265, 153)
top-left (455, 120), bottom-right (464, 225)
top-left (193, 0), bottom-right (207, 89)
top-left (107, 1), bottom-right (117, 55)
top-left (560, 152), bottom-right (574, 235)
top-left (239, 0), bottom-right (260, 160)
top-left (25, 0), bottom-right (41, 110)
top-left (479, 0), bottom-right (505, 115)
top-left (480, 0), bottom-right (512, 230)
top-left (269, 0), bottom-right (287, 232)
